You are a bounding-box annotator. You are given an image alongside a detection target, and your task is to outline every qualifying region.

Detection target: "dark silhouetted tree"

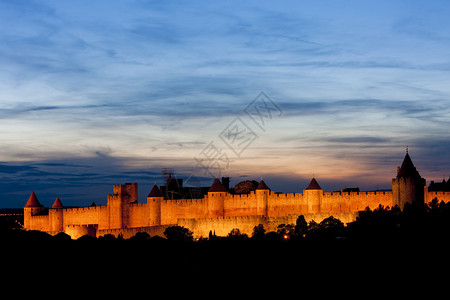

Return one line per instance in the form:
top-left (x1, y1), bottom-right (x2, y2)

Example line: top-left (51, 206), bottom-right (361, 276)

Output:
top-left (234, 180), bottom-right (258, 194)
top-left (164, 226), bottom-right (193, 242)
top-left (130, 231), bottom-right (150, 241)
top-left (277, 223), bottom-right (295, 239)
top-left (252, 224), bottom-right (266, 239)
top-left (227, 228), bottom-right (248, 240)
top-left (53, 232), bottom-right (72, 241)
top-left (295, 215), bottom-right (308, 238)
top-left (306, 216), bottom-right (344, 240)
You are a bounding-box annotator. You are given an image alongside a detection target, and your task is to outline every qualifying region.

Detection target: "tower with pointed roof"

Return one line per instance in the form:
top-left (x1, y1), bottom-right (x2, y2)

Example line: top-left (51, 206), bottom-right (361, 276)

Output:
top-left (23, 191), bottom-right (45, 231)
top-left (50, 197), bottom-right (64, 232)
top-left (207, 178), bottom-right (228, 217)
top-left (392, 151), bottom-right (426, 209)
top-left (304, 177), bottom-right (323, 213)
top-left (147, 183), bottom-right (163, 226)
top-left (256, 178), bottom-right (270, 216)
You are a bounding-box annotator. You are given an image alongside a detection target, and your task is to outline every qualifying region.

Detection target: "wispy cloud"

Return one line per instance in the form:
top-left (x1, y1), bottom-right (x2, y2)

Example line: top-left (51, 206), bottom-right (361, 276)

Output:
top-left (1, 1), bottom-right (450, 206)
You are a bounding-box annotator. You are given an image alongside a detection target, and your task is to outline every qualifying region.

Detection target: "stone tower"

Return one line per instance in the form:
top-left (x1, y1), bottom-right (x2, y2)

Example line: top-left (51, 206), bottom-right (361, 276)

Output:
top-left (50, 197), bottom-right (64, 232)
top-left (207, 177), bottom-right (228, 217)
top-left (23, 191), bottom-right (44, 230)
top-left (392, 151), bottom-right (426, 210)
top-left (147, 183), bottom-right (163, 226)
top-left (304, 178), bottom-right (323, 213)
top-left (107, 183), bottom-right (138, 229)
top-left (255, 178), bottom-right (270, 216)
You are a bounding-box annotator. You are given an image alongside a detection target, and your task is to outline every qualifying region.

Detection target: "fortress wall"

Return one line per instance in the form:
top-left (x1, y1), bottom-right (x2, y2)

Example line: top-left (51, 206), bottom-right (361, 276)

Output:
top-left (266, 212), bottom-right (360, 232)
top-left (224, 193), bottom-right (258, 216)
top-left (65, 224), bottom-right (98, 239)
top-left (27, 214), bottom-right (50, 231)
top-left (98, 225), bottom-right (171, 239)
top-left (178, 211), bottom-right (360, 239)
top-left (267, 193), bottom-right (306, 217)
top-left (322, 192), bottom-right (350, 212)
top-left (62, 205), bottom-right (109, 229)
top-left (178, 215), bottom-right (266, 238)
top-left (321, 191), bottom-right (393, 213)
top-left (161, 198), bottom-right (207, 225)
top-left (426, 191), bottom-right (450, 204)
top-left (127, 203), bottom-right (149, 228)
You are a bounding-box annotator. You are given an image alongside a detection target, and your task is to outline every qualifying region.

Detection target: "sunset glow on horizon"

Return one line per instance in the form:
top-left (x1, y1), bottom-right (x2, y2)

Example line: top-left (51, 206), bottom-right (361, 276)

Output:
top-left (1, 1), bottom-right (450, 207)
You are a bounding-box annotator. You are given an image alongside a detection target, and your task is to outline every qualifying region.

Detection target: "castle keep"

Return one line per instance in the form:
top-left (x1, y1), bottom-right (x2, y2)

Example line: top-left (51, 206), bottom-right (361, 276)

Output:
top-left (24, 153), bottom-right (450, 239)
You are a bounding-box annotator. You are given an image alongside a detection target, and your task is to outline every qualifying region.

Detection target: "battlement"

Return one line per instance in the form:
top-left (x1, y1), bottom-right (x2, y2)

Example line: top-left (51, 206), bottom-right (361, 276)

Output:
top-left (64, 205), bottom-right (106, 212)
top-left (178, 214), bottom-right (266, 223)
top-left (65, 224), bottom-right (98, 229)
top-left (428, 191), bottom-right (449, 196)
top-left (113, 182), bottom-right (137, 195)
top-left (165, 198), bottom-right (205, 206)
top-left (23, 152), bottom-right (450, 239)
top-left (426, 191), bottom-right (450, 204)
top-left (109, 182), bottom-right (138, 205)
top-left (323, 190), bottom-right (392, 197)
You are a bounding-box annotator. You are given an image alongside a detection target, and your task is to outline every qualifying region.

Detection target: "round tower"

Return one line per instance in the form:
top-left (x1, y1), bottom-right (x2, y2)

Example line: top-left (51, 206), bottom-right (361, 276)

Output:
top-left (304, 178), bottom-right (323, 213)
top-left (207, 178), bottom-right (228, 217)
top-left (50, 197), bottom-right (64, 232)
top-left (147, 183), bottom-right (163, 226)
top-left (255, 178), bottom-right (270, 216)
top-left (23, 191), bottom-right (44, 230)
top-left (392, 151), bottom-right (426, 210)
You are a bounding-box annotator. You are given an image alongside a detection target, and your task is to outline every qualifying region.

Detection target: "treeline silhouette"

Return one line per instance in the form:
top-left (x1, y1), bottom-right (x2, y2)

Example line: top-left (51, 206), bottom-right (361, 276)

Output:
top-left (3, 199), bottom-right (450, 244)
top-left (3, 199), bottom-right (450, 273)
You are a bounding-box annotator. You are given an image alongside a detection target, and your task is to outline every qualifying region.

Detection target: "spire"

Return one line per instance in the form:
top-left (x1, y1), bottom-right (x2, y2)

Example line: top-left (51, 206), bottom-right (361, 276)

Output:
top-left (148, 183), bottom-right (163, 197)
top-left (24, 191), bottom-right (42, 208)
top-left (208, 177), bottom-right (228, 193)
top-left (306, 177), bottom-right (322, 190)
top-left (397, 152), bottom-right (421, 179)
top-left (256, 178), bottom-right (270, 190)
top-left (52, 197), bottom-right (63, 209)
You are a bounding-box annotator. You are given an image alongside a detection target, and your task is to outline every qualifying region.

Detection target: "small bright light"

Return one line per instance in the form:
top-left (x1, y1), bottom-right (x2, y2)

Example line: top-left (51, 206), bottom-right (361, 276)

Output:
top-left (283, 235), bottom-right (289, 240)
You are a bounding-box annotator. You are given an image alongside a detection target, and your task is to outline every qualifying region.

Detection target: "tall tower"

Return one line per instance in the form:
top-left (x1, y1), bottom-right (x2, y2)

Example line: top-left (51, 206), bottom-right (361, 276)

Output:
top-left (50, 197), bottom-right (64, 232)
top-left (107, 183), bottom-right (138, 229)
top-left (304, 178), bottom-right (323, 213)
top-left (147, 183), bottom-right (163, 226)
top-left (207, 178), bottom-right (228, 217)
top-left (255, 178), bottom-right (270, 216)
top-left (392, 151), bottom-right (426, 210)
top-left (23, 191), bottom-right (45, 230)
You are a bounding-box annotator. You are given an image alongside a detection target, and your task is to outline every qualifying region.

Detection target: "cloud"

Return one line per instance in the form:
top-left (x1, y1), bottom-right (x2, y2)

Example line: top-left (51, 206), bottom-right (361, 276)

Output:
top-left (279, 98), bottom-right (449, 124)
top-left (0, 163), bottom-right (36, 174)
top-left (1, 0), bottom-right (450, 207)
top-left (324, 136), bottom-right (390, 144)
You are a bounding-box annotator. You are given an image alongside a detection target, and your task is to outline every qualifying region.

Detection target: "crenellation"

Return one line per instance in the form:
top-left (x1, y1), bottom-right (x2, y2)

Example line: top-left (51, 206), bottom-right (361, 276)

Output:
top-left (23, 153), bottom-right (450, 239)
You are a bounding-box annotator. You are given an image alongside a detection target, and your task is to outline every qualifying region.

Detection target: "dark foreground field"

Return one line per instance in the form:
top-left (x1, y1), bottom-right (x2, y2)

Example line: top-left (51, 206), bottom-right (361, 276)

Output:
top-left (3, 201), bottom-right (450, 289)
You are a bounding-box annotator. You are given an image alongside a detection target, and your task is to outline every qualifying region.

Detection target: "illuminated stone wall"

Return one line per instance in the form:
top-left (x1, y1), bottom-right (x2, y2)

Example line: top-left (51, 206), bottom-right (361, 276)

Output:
top-left (24, 182), bottom-right (450, 239)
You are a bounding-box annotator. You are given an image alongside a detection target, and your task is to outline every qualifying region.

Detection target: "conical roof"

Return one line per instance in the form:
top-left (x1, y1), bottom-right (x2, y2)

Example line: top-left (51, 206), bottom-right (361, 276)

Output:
top-left (25, 191), bottom-right (42, 208)
top-left (397, 152), bottom-right (421, 179)
top-left (208, 177), bottom-right (228, 193)
top-left (256, 178), bottom-right (270, 190)
top-left (306, 178), bottom-right (322, 190)
top-left (52, 197), bottom-right (63, 209)
top-left (148, 183), bottom-right (163, 197)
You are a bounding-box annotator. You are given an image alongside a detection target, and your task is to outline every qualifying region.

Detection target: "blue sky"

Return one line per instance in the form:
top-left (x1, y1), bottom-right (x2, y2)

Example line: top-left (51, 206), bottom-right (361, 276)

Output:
top-left (1, 0), bottom-right (450, 207)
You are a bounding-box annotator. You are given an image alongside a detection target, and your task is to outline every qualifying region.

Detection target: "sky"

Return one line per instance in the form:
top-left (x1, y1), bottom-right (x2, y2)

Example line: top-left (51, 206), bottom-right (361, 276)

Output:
top-left (1, 0), bottom-right (450, 207)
